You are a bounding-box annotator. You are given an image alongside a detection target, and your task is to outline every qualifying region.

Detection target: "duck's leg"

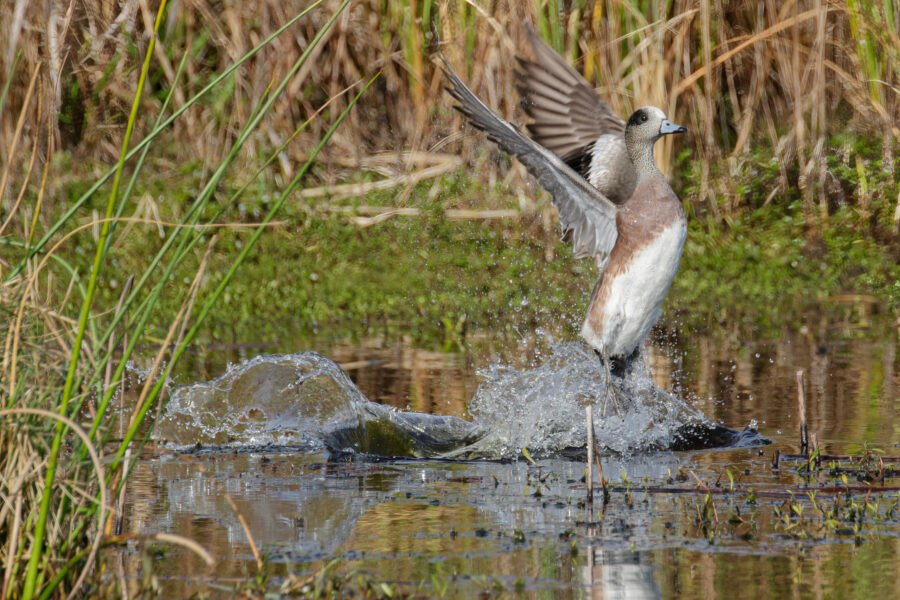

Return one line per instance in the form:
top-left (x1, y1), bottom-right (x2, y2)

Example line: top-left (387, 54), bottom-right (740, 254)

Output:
top-left (597, 350), bottom-right (621, 417)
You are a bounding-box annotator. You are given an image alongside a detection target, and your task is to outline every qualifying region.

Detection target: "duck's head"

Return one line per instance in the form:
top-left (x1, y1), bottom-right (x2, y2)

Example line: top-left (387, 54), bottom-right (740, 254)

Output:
top-left (625, 106), bottom-right (686, 145)
top-left (624, 107), bottom-right (686, 171)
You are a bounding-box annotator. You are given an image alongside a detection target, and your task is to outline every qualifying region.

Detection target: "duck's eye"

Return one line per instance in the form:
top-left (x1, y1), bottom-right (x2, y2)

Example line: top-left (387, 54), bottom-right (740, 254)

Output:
top-left (640, 114), bottom-right (648, 123)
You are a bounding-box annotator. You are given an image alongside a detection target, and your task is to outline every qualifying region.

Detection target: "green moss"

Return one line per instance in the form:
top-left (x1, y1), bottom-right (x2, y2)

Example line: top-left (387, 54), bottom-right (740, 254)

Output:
top-left (18, 143), bottom-right (900, 350)
top-left (671, 202), bottom-right (899, 333)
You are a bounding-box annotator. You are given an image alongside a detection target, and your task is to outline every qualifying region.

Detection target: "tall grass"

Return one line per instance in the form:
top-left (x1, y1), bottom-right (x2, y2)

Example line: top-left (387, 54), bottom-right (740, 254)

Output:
top-left (0, 0), bottom-right (373, 597)
top-left (3, 1), bottom-right (898, 227)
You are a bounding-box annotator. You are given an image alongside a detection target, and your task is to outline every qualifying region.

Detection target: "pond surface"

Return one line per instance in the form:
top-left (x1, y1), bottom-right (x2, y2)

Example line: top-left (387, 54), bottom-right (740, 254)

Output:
top-left (111, 309), bottom-right (898, 598)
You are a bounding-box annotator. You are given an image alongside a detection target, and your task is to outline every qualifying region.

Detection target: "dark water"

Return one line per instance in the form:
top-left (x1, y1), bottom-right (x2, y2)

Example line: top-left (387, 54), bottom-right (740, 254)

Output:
top-left (112, 312), bottom-right (899, 598)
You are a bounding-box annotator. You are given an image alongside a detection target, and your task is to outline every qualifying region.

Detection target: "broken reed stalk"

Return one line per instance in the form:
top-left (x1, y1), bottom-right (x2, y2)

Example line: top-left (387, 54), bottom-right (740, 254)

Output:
top-left (591, 435), bottom-right (609, 504)
top-left (223, 491), bottom-right (263, 572)
top-left (796, 369), bottom-right (809, 456)
top-left (341, 207), bottom-right (520, 227)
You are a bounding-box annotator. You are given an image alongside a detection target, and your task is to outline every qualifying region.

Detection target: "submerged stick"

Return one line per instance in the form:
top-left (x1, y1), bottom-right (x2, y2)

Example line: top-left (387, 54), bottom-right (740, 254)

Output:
top-left (223, 492), bottom-right (262, 572)
top-left (586, 405), bottom-right (594, 504)
top-left (796, 369), bottom-right (809, 456)
top-left (598, 484), bottom-right (900, 497)
top-left (780, 454), bottom-right (900, 463)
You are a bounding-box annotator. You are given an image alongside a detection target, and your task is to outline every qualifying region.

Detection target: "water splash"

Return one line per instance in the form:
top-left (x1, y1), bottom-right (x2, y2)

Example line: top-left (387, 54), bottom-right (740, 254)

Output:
top-left (156, 352), bottom-right (479, 455)
top-left (464, 342), bottom-right (703, 457)
top-left (156, 344), bottom-right (765, 458)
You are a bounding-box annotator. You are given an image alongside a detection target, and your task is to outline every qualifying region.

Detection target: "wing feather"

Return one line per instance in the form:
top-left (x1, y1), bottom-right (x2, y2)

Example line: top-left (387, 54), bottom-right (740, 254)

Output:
top-left (515, 25), bottom-right (624, 160)
top-left (443, 61), bottom-right (618, 266)
top-left (516, 27), bottom-right (637, 204)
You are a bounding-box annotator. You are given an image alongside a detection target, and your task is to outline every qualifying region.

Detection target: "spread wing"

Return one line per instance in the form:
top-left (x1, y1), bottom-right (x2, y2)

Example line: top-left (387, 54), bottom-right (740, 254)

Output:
top-left (443, 60), bottom-right (618, 266)
top-left (516, 25), bottom-right (624, 159)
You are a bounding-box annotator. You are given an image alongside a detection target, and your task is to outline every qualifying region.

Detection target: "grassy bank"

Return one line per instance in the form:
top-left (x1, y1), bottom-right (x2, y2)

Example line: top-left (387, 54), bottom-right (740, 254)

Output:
top-left (68, 148), bottom-right (899, 350)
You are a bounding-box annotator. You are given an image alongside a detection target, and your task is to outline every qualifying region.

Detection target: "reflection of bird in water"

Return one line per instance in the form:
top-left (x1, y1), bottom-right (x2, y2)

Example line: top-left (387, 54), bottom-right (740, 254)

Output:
top-left (585, 547), bottom-right (663, 600)
top-left (443, 27), bottom-right (688, 500)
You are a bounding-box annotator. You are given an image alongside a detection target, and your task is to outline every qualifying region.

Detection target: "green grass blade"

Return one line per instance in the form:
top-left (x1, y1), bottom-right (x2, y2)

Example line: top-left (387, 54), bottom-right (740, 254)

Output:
top-left (86, 109), bottom-right (318, 451)
top-left (20, 1), bottom-right (170, 595)
top-left (71, 2), bottom-right (353, 447)
top-left (113, 73), bottom-right (377, 468)
top-left (85, 0), bottom-right (341, 362)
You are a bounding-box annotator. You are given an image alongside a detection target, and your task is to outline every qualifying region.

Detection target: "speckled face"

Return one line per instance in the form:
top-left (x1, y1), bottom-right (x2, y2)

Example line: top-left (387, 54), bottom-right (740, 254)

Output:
top-left (626, 106), bottom-right (686, 140)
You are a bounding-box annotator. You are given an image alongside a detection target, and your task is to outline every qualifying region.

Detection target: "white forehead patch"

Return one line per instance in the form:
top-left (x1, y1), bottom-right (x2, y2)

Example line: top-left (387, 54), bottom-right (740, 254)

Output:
top-left (638, 106), bottom-right (667, 120)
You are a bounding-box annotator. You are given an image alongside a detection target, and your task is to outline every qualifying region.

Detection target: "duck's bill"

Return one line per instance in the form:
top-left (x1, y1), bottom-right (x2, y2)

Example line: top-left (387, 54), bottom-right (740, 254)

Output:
top-left (659, 119), bottom-right (687, 135)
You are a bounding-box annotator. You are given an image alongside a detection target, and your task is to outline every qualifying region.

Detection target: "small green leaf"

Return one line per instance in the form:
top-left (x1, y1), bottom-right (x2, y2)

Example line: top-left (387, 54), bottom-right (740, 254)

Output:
top-left (521, 447), bottom-right (537, 465)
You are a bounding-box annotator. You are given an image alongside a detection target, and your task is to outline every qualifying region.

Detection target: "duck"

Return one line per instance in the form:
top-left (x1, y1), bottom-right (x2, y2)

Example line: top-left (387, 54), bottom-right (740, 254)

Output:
top-left (442, 29), bottom-right (688, 500)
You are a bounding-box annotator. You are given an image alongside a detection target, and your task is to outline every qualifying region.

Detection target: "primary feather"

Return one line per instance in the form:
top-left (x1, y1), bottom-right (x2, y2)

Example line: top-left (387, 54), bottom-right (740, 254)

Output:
top-left (443, 60), bottom-right (619, 267)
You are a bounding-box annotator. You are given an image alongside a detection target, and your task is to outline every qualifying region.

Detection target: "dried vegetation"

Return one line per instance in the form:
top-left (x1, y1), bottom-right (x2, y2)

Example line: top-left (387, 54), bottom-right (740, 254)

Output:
top-left (2, 1), bottom-right (899, 222)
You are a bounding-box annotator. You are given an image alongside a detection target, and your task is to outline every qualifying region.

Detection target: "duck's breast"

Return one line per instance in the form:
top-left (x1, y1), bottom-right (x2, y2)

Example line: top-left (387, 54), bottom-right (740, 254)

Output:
top-left (581, 180), bottom-right (687, 357)
top-left (587, 134), bottom-right (636, 204)
top-left (598, 219), bottom-right (686, 356)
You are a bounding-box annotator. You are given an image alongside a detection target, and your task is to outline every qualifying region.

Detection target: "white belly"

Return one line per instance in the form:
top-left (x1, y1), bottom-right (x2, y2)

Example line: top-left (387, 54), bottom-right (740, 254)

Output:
top-left (581, 221), bottom-right (687, 357)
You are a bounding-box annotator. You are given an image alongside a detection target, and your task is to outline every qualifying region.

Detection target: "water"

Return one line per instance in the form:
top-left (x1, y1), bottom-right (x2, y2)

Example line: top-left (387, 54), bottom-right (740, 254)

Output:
top-left (110, 315), bottom-right (899, 598)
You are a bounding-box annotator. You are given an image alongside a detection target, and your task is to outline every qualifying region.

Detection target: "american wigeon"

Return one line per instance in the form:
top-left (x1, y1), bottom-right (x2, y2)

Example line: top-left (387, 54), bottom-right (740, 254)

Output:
top-left (442, 33), bottom-right (687, 500)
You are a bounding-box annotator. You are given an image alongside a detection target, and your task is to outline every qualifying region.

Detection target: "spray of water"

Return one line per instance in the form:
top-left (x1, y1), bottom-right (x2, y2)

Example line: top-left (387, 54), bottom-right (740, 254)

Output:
top-left (156, 344), bottom-right (764, 458)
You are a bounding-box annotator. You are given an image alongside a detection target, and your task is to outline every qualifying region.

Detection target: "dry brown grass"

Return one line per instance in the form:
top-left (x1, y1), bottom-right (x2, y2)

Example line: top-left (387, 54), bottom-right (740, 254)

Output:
top-left (0, 1), bottom-right (896, 222)
top-left (2, 2), bottom-right (898, 218)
